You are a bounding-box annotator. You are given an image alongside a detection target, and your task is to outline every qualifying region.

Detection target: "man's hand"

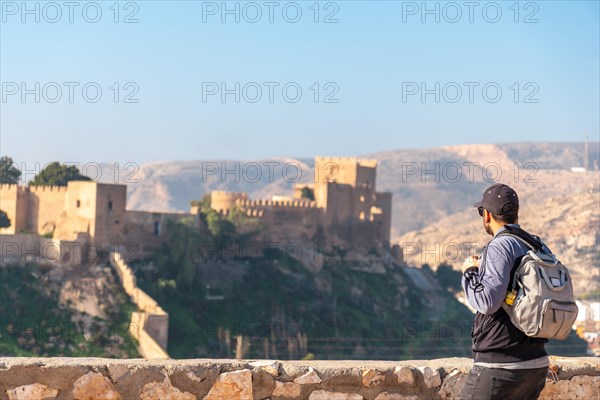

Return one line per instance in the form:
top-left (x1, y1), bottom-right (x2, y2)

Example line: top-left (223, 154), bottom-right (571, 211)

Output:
top-left (462, 255), bottom-right (480, 273)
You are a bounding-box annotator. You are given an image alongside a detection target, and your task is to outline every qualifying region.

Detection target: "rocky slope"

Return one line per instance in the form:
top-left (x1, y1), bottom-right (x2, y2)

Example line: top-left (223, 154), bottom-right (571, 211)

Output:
top-left (396, 191), bottom-right (600, 295)
top-left (0, 262), bottom-right (140, 358)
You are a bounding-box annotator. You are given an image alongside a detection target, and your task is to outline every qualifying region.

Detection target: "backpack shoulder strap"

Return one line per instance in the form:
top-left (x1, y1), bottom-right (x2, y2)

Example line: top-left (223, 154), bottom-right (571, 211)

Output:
top-left (495, 225), bottom-right (544, 292)
top-left (495, 225), bottom-right (544, 252)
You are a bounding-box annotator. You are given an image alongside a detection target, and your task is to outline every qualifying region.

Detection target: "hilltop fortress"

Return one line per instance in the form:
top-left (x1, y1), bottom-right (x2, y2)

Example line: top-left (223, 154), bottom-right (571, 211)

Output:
top-left (204, 156), bottom-right (393, 251)
top-left (0, 156), bottom-right (395, 262)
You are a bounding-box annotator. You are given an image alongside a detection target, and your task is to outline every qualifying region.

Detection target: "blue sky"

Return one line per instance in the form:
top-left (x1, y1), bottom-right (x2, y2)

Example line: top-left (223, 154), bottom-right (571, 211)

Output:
top-left (1, 0), bottom-right (599, 165)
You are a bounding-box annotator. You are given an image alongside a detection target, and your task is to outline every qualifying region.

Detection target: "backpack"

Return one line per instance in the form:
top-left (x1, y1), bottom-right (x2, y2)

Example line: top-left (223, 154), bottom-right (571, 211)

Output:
top-left (497, 225), bottom-right (578, 340)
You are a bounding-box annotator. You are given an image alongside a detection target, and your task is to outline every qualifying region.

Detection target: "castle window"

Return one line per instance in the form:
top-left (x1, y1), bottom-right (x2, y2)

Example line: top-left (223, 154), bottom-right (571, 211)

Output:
top-left (360, 196), bottom-right (365, 202)
top-left (108, 201), bottom-right (113, 210)
top-left (359, 211), bottom-right (365, 220)
top-left (154, 221), bottom-right (161, 236)
top-left (76, 200), bottom-right (80, 208)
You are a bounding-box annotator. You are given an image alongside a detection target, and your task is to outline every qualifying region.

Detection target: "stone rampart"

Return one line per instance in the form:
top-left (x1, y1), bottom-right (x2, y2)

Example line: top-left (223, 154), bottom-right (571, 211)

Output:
top-left (109, 251), bottom-right (169, 359)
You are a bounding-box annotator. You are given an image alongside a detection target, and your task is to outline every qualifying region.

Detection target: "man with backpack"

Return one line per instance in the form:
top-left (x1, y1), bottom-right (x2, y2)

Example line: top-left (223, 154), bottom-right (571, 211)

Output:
top-left (460, 183), bottom-right (551, 400)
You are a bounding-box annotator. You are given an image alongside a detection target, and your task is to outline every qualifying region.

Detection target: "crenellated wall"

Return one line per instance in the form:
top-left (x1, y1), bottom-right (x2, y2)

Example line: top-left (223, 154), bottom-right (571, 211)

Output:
top-left (27, 185), bottom-right (69, 236)
top-left (236, 199), bottom-right (318, 209)
top-left (0, 183), bottom-right (97, 239)
top-left (0, 357), bottom-right (597, 400)
top-left (233, 198), bottom-right (325, 243)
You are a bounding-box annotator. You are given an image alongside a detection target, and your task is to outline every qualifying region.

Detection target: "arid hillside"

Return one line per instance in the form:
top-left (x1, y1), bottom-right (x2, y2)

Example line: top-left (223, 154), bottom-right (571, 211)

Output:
top-left (395, 190), bottom-right (599, 295)
top-left (369, 142), bottom-right (599, 236)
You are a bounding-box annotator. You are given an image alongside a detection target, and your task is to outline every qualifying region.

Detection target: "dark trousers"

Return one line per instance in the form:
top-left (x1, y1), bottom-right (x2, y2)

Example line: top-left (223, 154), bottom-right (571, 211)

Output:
top-left (460, 365), bottom-right (547, 400)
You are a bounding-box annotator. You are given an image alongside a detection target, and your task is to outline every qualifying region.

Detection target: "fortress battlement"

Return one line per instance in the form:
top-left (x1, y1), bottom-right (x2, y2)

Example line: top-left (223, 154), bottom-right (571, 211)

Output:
top-left (235, 198), bottom-right (318, 209)
top-left (29, 185), bottom-right (69, 193)
top-left (0, 184), bottom-right (70, 194)
top-left (244, 208), bottom-right (265, 218)
top-left (315, 156), bottom-right (378, 168)
top-left (0, 184), bottom-right (26, 193)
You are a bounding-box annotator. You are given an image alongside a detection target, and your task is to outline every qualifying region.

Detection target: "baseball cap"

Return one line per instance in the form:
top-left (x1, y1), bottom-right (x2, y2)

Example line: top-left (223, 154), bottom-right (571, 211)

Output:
top-left (473, 183), bottom-right (519, 215)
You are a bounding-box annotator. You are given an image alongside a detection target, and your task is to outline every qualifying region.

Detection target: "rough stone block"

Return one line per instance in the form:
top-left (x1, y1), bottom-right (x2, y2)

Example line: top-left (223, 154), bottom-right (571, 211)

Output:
top-left (417, 366), bottom-right (441, 389)
top-left (203, 369), bottom-right (253, 400)
top-left (250, 360), bottom-right (281, 377)
top-left (6, 383), bottom-right (59, 400)
top-left (272, 381), bottom-right (302, 398)
top-left (361, 369), bottom-right (385, 387)
top-left (539, 375), bottom-right (600, 400)
top-left (394, 367), bottom-right (415, 386)
top-left (252, 368), bottom-right (276, 399)
top-left (72, 372), bottom-right (121, 400)
top-left (438, 369), bottom-right (466, 400)
top-left (140, 373), bottom-right (196, 400)
top-left (294, 367), bottom-right (322, 385)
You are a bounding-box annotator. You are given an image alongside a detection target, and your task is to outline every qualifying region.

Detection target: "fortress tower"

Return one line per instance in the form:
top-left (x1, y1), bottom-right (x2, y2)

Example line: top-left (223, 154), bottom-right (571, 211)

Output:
top-left (313, 157), bottom-right (392, 246)
top-left (53, 182), bottom-right (127, 246)
top-left (210, 191), bottom-right (248, 215)
top-left (0, 181), bottom-right (127, 247)
top-left (313, 156), bottom-right (378, 223)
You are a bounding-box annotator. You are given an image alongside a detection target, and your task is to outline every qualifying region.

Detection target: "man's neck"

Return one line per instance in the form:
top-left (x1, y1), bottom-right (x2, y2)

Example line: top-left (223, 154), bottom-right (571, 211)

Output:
top-left (492, 222), bottom-right (520, 237)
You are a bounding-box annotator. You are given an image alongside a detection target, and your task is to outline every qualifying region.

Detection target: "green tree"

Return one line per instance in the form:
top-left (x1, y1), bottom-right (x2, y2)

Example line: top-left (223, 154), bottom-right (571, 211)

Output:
top-left (0, 210), bottom-right (10, 228)
top-left (300, 186), bottom-right (315, 201)
top-left (435, 263), bottom-right (462, 293)
top-left (190, 194), bottom-right (211, 212)
top-left (206, 210), bottom-right (236, 244)
top-left (0, 156), bottom-right (21, 184)
top-left (226, 204), bottom-right (250, 229)
top-left (154, 220), bottom-right (202, 292)
top-left (29, 162), bottom-right (91, 186)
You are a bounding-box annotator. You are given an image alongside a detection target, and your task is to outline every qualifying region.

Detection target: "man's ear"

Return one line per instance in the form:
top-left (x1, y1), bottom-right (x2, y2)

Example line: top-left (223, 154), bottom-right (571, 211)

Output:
top-left (484, 209), bottom-right (492, 223)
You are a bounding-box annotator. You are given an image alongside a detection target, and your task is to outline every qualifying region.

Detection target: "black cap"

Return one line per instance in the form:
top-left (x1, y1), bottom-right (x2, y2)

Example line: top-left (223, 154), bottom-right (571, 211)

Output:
top-left (473, 183), bottom-right (519, 215)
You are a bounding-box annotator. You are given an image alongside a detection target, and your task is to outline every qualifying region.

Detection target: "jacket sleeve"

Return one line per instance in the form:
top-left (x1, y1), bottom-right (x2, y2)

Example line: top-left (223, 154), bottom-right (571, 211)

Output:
top-left (461, 240), bottom-right (513, 315)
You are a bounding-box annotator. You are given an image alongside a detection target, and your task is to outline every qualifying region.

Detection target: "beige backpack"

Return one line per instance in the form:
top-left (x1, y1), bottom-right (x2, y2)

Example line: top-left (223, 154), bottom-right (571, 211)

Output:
top-left (499, 226), bottom-right (578, 340)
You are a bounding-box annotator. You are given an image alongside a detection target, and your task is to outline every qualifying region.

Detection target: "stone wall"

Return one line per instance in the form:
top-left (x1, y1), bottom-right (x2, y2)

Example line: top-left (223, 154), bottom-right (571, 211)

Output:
top-left (28, 185), bottom-right (69, 236)
top-left (0, 184), bottom-right (28, 234)
top-left (0, 184), bottom-right (70, 236)
top-left (124, 210), bottom-right (198, 259)
top-left (0, 356), bottom-right (597, 400)
top-left (0, 233), bottom-right (86, 266)
top-left (109, 251), bottom-right (169, 359)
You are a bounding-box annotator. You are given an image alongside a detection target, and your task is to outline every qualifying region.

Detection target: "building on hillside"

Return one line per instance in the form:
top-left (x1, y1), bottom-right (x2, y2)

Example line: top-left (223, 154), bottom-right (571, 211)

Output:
top-left (0, 181), bottom-right (198, 262)
top-left (575, 300), bottom-right (600, 332)
top-left (205, 157), bottom-right (394, 252)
